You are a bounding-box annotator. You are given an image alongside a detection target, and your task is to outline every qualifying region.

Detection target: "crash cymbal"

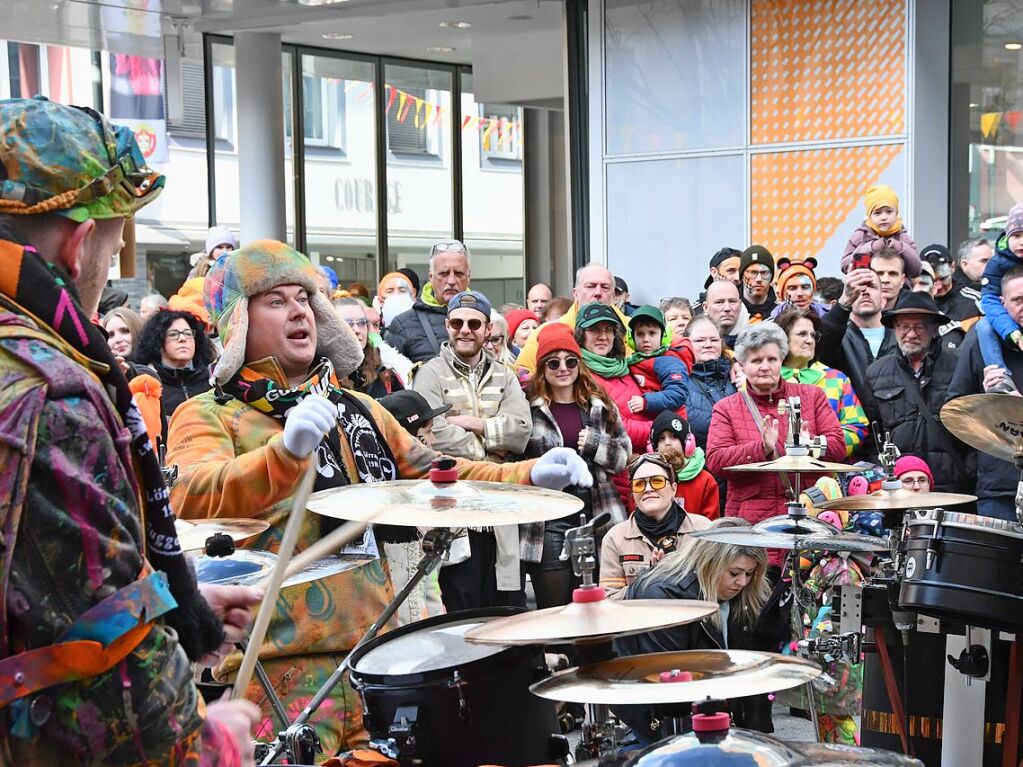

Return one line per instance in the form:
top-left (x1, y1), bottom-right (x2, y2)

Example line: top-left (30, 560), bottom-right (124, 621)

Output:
top-left (192, 549), bottom-right (369, 589)
top-left (464, 598), bottom-right (718, 646)
top-left (688, 527), bottom-right (888, 552)
top-left (306, 480), bottom-right (584, 527)
top-left (941, 394), bottom-right (1023, 463)
top-left (175, 518), bottom-right (269, 553)
top-left (725, 455), bottom-right (858, 474)
top-left (816, 487), bottom-right (977, 512)
top-left (529, 649), bottom-right (821, 705)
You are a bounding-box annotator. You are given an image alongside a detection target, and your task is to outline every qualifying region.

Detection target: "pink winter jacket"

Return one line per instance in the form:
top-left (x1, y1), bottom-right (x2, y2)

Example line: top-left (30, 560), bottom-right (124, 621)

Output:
top-left (705, 380), bottom-right (844, 534)
top-left (840, 223), bottom-right (921, 278)
top-left (592, 370), bottom-right (654, 453)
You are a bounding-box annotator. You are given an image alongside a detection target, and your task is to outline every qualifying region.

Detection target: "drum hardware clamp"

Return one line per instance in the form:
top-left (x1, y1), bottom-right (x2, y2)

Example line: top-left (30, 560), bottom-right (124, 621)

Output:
top-left (798, 632), bottom-right (862, 666)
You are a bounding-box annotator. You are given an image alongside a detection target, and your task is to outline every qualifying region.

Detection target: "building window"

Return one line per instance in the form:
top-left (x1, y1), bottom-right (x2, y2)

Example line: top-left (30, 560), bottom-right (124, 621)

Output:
top-left (166, 59), bottom-right (207, 140)
top-left (301, 74), bottom-right (346, 150)
top-left (478, 104), bottom-right (522, 167)
top-left (387, 86), bottom-right (442, 157)
top-left (212, 64), bottom-right (235, 143)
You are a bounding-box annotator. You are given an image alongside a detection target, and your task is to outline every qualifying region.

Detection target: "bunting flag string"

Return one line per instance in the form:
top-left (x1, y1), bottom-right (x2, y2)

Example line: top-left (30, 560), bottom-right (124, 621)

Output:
top-left (320, 79), bottom-right (522, 150)
top-left (981, 110), bottom-right (1022, 140)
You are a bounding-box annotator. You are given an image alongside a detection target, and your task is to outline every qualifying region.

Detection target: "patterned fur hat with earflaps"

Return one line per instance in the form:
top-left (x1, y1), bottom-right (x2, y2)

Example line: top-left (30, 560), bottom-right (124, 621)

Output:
top-left (203, 239), bottom-right (364, 385)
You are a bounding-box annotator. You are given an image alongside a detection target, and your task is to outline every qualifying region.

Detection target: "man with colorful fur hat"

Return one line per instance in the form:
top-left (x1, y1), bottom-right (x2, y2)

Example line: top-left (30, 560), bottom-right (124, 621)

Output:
top-left (166, 240), bottom-right (592, 753)
top-left (0, 96), bottom-right (260, 765)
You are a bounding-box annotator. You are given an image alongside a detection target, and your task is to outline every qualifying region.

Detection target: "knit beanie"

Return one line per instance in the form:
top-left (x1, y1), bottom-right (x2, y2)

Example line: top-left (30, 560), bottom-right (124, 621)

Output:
top-left (776, 257), bottom-right (818, 296)
top-left (378, 270), bottom-right (415, 297)
top-left (536, 323), bottom-right (581, 362)
top-left (864, 184), bottom-right (900, 216)
top-left (505, 308), bottom-right (539, 340)
top-left (204, 239), bottom-right (363, 384)
top-left (1007, 202), bottom-right (1023, 238)
top-left (205, 224), bottom-right (238, 255)
top-left (739, 245), bottom-right (775, 279)
top-left (651, 410), bottom-right (689, 447)
top-left (894, 455), bottom-right (934, 487)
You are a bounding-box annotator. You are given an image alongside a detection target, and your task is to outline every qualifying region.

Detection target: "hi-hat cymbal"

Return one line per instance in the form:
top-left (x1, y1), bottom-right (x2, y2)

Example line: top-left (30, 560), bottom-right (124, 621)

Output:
top-left (306, 480), bottom-right (584, 527)
top-left (175, 518), bottom-right (269, 553)
top-left (192, 549), bottom-right (368, 589)
top-left (529, 649), bottom-right (821, 705)
top-left (725, 455), bottom-right (858, 474)
top-left (464, 598), bottom-right (718, 646)
top-left (941, 394), bottom-right (1023, 463)
top-left (816, 488), bottom-right (977, 512)
top-left (688, 527), bottom-right (888, 552)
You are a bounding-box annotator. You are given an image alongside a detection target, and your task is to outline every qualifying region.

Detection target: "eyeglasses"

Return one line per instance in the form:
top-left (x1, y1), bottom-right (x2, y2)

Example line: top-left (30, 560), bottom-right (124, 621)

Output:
top-left (431, 241), bottom-right (467, 254)
top-left (486, 335), bottom-right (505, 346)
top-left (448, 317), bottom-right (483, 331)
top-left (545, 356), bottom-right (580, 371)
top-left (345, 318), bottom-right (369, 329)
top-left (166, 329), bottom-right (196, 341)
top-left (902, 477), bottom-right (930, 487)
top-left (745, 268), bottom-right (772, 281)
top-left (791, 330), bottom-right (822, 342)
top-left (895, 321), bottom-right (932, 335)
top-left (631, 475), bottom-right (669, 493)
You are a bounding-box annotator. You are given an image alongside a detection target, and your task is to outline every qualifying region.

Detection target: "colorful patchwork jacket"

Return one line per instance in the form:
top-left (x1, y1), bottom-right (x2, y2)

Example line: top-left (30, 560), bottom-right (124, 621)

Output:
top-left (781, 362), bottom-right (869, 457)
top-left (0, 307), bottom-right (232, 766)
top-left (166, 357), bottom-right (537, 670)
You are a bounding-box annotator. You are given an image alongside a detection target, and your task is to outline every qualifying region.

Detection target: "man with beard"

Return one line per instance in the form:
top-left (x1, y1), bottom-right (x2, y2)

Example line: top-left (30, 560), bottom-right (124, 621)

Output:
top-left (738, 245), bottom-right (777, 322)
top-left (861, 293), bottom-right (972, 492)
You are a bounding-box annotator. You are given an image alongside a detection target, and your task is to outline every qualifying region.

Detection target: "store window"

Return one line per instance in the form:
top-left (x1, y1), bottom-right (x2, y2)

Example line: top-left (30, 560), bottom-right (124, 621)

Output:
top-left (950, 0), bottom-right (1023, 246)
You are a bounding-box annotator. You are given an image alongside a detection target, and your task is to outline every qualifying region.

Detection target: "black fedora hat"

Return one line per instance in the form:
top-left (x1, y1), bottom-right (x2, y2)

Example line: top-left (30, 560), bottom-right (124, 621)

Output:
top-left (881, 291), bottom-right (951, 328)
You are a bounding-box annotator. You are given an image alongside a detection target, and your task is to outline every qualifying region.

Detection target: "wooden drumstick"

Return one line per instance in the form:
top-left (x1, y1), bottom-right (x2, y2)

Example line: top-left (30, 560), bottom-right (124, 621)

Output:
top-left (233, 462), bottom-right (317, 696)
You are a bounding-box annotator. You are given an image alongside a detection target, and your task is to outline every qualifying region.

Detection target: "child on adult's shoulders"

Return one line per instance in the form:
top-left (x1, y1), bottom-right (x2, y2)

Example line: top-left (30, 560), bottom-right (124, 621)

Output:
top-left (840, 184), bottom-right (921, 278)
top-left (974, 202), bottom-right (1023, 393)
top-left (626, 306), bottom-right (694, 418)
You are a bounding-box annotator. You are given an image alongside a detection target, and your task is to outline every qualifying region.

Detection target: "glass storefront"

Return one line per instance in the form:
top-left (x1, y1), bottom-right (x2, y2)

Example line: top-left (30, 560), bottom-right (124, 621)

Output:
top-left (950, 0), bottom-right (1023, 246)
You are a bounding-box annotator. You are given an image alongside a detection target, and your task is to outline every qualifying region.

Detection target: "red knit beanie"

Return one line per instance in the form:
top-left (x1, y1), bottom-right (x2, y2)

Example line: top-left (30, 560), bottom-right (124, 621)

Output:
top-left (505, 308), bottom-right (540, 340)
top-left (536, 323), bottom-right (581, 361)
top-left (894, 455), bottom-right (934, 487)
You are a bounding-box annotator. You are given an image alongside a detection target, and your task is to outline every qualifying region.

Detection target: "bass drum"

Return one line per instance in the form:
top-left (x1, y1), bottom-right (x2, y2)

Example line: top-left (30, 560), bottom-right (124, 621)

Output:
top-left (348, 608), bottom-right (561, 767)
top-left (898, 510), bottom-right (1023, 631)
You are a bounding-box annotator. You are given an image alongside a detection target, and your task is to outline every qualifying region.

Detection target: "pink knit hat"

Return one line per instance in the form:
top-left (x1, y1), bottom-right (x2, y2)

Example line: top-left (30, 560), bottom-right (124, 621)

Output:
top-left (894, 455), bottom-right (934, 487)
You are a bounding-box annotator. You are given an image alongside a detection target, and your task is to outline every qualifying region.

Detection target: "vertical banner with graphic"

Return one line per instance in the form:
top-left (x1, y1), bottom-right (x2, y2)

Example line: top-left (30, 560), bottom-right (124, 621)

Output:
top-left (108, 54), bottom-right (168, 163)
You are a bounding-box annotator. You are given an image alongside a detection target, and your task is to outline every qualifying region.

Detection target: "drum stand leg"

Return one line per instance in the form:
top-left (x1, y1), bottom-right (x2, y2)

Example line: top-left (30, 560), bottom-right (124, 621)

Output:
top-left (236, 640), bottom-right (291, 730)
top-left (258, 527), bottom-right (460, 766)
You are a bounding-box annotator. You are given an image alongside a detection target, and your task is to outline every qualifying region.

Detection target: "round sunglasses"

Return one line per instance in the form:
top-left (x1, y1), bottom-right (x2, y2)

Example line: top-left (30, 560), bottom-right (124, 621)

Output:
top-left (632, 475), bottom-right (669, 493)
top-left (544, 356), bottom-right (580, 371)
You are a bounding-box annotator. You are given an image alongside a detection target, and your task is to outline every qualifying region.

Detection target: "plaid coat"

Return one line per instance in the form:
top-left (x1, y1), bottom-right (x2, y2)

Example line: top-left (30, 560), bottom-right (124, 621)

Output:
top-left (781, 362), bottom-right (869, 456)
top-left (523, 395), bottom-right (629, 561)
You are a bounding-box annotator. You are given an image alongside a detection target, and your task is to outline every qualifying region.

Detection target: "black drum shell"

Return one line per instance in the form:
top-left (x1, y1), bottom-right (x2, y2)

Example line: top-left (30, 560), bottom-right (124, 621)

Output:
top-left (898, 513), bottom-right (1023, 632)
top-left (348, 607), bottom-right (559, 767)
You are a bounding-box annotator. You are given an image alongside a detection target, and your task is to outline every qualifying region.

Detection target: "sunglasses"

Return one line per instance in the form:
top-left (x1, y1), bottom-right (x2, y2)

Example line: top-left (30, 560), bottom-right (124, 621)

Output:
top-left (431, 241), bottom-right (467, 254)
top-left (448, 317), bottom-right (483, 331)
top-left (486, 335), bottom-right (505, 345)
top-left (632, 475), bottom-right (669, 493)
top-left (545, 356), bottom-right (580, 371)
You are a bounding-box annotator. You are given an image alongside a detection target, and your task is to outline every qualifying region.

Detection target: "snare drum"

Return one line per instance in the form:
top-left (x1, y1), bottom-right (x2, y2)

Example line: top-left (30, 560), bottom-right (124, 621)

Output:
top-left (898, 509), bottom-right (1023, 631)
top-left (348, 608), bottom-right (561, 767)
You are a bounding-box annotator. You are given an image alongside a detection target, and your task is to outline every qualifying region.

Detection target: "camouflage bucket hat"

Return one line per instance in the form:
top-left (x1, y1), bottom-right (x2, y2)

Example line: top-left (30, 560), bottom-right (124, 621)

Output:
top-left (0, 96), bottom-right (164, 222)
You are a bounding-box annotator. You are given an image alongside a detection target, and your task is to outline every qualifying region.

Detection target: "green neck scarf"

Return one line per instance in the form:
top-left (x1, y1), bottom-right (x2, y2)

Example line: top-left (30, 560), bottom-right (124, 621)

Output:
top-left (781, 364), bottom-right (825, 386)
top-left (626, 343), bottom-right (669, 366)
top-left (677, 447), bottom-right (707, 482)
top-left (421, 282), bottom-right (445, 308)
top-left (581, 347), bottom-right (629, 378)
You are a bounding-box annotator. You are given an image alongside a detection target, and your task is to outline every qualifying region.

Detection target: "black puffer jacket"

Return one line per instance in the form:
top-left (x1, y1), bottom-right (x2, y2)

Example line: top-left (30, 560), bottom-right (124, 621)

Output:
top-left (948, 329), bottom-right (1017, 500)
top-left (154, 362), bottom-right (212, 437)
top-left (861, 341), bottom-right (974, 492)
top-left (612, 572), bottom-right (779, 741)
top-left (384, 300), bottom-right (448, 362)
top-left (687, 357), bottom-right (736, 449)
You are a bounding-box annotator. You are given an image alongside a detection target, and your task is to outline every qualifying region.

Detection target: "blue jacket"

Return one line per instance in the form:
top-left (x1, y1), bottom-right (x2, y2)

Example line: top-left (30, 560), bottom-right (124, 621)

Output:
top-left (979, 232), bottom-right (1022, 342)
top-left (686, 357), bottom-right (736, 448)
top-left (632, 353), bottom-right (690, 415)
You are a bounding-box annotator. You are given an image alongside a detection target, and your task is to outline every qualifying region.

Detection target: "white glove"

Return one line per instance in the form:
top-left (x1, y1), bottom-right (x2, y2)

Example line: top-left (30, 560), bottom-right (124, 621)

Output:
top-left (530, 447), bottom-right (593, 491)
top-left (282, 395), bottom-right (337, 458)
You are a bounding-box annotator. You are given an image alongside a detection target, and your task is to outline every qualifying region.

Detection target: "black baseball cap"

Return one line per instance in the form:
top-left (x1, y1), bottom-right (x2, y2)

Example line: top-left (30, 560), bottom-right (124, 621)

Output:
top-left (378, 390), bottom-right (452, 436)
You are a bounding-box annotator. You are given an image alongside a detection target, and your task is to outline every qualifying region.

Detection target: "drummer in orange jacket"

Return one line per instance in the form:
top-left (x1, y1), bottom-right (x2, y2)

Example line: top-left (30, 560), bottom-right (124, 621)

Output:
top-left (649, 410), bottom-right (720, 520)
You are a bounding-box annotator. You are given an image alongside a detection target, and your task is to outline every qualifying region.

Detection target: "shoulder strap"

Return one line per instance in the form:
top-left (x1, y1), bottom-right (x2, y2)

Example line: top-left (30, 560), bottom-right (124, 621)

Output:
top-left (901, 373), bottom-right (971, 480)
top-left (416, 309), bottom-right (442, 355)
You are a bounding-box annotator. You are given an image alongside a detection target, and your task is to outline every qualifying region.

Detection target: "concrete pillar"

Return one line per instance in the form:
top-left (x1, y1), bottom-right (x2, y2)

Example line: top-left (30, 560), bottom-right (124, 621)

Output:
top-left (235, 32), bottom-right (286, 243)
top-left (524, 108), bottom-right (572, 296)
